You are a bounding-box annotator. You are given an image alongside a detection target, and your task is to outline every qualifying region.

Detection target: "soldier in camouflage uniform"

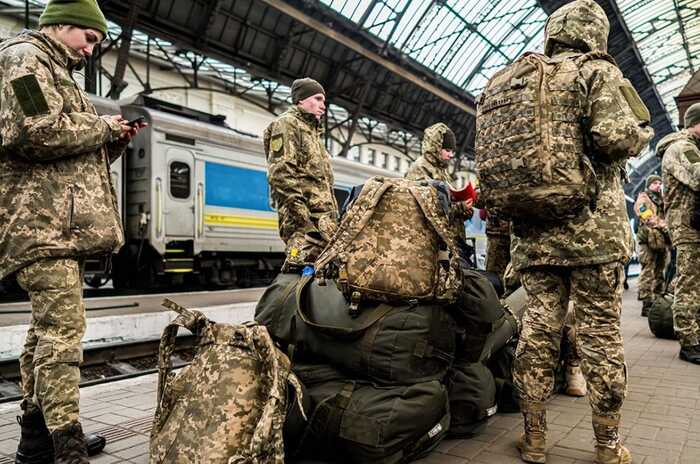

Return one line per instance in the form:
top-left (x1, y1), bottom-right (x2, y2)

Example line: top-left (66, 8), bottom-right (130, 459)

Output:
top-left (406, 123), bottom-right (473, 260)
top-left (505, 2), bottom-right (654, 463)
top-left (634, 174), bottom-right (669, 316)
top-left (656, 103), bottom-right (700, 365)
top-left (263, 78), bottom-right (338, 272)
top-left (484, 212), bottom-right (510, 284)
top-left (0, 1), bottom-right (142, 461)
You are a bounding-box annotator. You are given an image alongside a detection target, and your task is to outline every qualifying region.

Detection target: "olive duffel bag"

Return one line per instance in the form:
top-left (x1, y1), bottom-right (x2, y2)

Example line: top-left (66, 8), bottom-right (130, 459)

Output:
top-left (256, 274), bottom-right (458, 386)
top-left (291, 378), bottom-right (450, 464)
top-left (648, 294), bottom-right (677, 340)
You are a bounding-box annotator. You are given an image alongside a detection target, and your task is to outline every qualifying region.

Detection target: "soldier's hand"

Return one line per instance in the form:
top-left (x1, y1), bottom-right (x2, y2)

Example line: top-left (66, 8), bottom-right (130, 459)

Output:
top-left (109, 115), bottom-right (148, 141)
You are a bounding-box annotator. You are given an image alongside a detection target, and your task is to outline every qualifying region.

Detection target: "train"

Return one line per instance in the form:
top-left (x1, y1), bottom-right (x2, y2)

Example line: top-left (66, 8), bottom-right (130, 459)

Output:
top-left (24, 94), bottom-right (402, 290)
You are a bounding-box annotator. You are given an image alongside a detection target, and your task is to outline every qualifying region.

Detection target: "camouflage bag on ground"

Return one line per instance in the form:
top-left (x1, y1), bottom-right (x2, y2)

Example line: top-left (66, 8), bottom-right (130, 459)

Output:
top-left (476, 52), bottom-right (614, 221)
top-left (149, 299), bottom-right (305, 464)
top-left (314, 176), bottom-right (462, 312)
top-left (648, 294), bottom-right (677, 340)
top-left (293, 379), bottom-right (450, 464)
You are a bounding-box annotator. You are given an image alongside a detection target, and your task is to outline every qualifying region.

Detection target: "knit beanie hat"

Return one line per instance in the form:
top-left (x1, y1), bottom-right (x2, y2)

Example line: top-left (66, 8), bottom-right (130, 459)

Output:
top-left (442, 128), bottom-right (456, 151)
top-left (291, 78), bottom-right (325, 104)
top-left (646, 174), bottom-right (662, 189)
top-left (685, 102), bottom-right (700, 129)
top-left (39, 0), bottom-right (108, 36)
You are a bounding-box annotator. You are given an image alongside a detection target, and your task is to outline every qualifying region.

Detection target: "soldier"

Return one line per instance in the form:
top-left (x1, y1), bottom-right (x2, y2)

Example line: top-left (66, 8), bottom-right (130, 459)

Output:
top-left (634, 174), bottom-right (669, 316)
top-left (0, 0), bottom-right (144, 462)
top-left (264, 78), bottom-right (338, 272)
top-left (504, 2), bottom-right (653, 463)
top-left (656, 103), bottom-right (700, 365)
top-left (406, 123), bottom-right (473, 260)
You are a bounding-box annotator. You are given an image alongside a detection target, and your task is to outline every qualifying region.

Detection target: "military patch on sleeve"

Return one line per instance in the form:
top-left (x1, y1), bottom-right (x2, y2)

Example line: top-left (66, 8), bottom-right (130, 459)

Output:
top-left (683, 149), bottom-right (700, 164)
top-left (619, 83), bottom-right (650, 123)
top-left (270, 134), bottom-right (284, 153)
top-left (11, 74), bottom-right (50, 117)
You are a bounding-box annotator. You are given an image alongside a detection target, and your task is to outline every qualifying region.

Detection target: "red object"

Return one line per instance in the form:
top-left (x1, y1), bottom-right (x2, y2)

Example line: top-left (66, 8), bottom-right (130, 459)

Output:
top-left (479, 208), bottom-right (488, 221)
top-left (450, 182), bottom-right (477, 203)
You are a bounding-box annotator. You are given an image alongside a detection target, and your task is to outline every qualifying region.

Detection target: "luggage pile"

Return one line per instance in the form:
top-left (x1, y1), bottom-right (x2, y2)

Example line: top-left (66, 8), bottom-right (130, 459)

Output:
top-left (254, 177), bottom-right (525, 462)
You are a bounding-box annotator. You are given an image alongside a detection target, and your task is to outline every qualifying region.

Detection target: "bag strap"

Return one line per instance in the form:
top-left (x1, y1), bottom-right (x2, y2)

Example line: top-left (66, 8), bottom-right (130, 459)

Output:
top-left (294, 275), bottom-right (395, 339)
top-left (155, 299), bottom-right (207, 412)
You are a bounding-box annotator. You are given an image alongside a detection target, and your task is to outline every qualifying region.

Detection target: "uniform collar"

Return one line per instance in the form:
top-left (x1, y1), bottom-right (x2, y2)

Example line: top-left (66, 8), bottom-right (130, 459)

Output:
top-left (289, 105), bottom-right (322, 131)
top-left (21, 30), bottom-right (85, 71)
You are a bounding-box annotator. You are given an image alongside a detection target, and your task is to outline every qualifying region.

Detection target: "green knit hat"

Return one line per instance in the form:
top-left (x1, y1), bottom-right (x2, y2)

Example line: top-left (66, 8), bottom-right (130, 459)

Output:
top-left (684, 102), bottom-right (700, 129)
top-left (39, 0), bottom-right (108, 36)
top-left (646, 174), bottom-right (662, 189)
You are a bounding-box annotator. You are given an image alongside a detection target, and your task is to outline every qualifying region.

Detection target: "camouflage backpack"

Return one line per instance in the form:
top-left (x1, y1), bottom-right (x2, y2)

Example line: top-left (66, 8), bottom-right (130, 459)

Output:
top-left (314, 176), bottom-right (462, 312)
top-left (149, 299), bottom-right (305, 464)
top-left (476, 51), bottom-right (614, 221)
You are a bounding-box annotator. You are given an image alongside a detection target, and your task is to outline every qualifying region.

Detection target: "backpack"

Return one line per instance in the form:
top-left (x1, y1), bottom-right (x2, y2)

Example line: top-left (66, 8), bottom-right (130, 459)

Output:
top-left (476, 52), bottom-right (611, 221)
top-left (292, 378), bottom-right (450, 464)
top-left (150, 299), bottom-right (305, 464)
top-left (648, 294), bottom-right (677, 340)
top-left (314, 176), bottom-right (462, 312)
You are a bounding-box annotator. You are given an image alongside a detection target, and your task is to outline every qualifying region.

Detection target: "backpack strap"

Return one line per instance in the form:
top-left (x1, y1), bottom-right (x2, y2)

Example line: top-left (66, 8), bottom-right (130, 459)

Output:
top-left (295, 275), bottom-right (395, 339)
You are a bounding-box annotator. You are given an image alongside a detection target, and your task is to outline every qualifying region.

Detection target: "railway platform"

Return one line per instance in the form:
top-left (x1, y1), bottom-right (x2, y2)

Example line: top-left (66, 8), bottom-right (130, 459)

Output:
top-left (0, 279), bottom-right (699, 464)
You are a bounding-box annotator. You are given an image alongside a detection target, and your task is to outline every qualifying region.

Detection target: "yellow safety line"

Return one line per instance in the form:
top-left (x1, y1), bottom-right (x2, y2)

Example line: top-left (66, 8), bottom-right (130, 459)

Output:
top-left (204, 214), bottom-right (278, 229)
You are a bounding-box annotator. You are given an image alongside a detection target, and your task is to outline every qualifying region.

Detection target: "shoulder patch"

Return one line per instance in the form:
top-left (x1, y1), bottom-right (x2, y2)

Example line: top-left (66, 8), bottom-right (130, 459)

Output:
top-left (11, 74), bottom-right (49, 117)
top-left (683, 149), bottom-right (700, 164)
top-left (619, 82), bottom-right (650, 123)
top-left (270, 133), bottom-right (283, 153)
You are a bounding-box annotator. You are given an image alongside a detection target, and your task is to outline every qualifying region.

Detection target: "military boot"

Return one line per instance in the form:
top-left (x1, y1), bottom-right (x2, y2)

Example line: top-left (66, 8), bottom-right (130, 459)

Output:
top-left (592, 415), bottom-right (631, 464)
top-left (15, 408), bottom-right (52, 464)
top-left (679, 344), bottom-right (700, 365)
top-left (51, 423), bottom-right (89, 464)
top-left (516, 403), bottom-right (546, 463)
top-left (641, 299), bottom-right (652, 317)
top-left (565, 364), bottom-right (587, 397)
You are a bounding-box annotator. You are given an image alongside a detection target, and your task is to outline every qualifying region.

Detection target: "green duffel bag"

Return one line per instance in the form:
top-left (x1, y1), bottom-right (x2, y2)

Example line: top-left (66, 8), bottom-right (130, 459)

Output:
top-left (648, 294), bottom-right (677, 340)
top-left (293, 379), bottom-right (450, 464)
top-left (446, 361), bottom-right (497, 438)
top-left (254, 272), bottom-right (303, 348)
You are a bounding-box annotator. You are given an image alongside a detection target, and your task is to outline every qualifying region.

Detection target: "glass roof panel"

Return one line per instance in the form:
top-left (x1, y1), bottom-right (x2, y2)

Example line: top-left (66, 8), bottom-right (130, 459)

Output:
top-left (320, 0), bottom-right (547, 95)
top-left (619, 0), bottom-right (700, 124)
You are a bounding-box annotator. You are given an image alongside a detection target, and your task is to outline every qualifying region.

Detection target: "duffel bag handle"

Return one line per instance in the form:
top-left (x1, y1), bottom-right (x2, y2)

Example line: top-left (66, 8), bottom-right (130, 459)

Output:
top-left (294, 275), bottom-right (394, 339)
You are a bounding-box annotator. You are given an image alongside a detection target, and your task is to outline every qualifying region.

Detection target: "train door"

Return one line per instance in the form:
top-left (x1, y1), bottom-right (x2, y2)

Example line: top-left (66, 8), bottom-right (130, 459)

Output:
top-left (164, 148), bottom-right (195, 238)
top-left (193, 157), bottom-right (205, 254)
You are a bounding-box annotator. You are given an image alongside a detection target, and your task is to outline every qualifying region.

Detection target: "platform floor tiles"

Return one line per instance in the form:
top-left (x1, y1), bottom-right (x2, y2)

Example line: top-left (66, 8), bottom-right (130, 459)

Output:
top-left (0, 278), bottom-right (699, 463)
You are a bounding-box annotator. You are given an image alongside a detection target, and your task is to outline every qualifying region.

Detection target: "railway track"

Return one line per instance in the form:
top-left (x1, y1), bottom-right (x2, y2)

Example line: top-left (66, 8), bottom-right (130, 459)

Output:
top-left (0, 336), bottom-right (196, 403)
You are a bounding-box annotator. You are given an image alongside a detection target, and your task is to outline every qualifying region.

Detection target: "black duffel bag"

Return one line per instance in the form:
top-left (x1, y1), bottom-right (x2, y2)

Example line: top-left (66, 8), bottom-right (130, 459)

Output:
top-left (648, 294), bottom-right (677, 340)
top-left (293, 378), bottom-right (449, 464)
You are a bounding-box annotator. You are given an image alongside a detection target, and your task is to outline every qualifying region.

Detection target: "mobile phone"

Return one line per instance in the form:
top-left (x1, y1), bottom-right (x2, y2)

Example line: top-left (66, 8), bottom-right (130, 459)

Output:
top-left (127, 116), bottom-right (145, 126)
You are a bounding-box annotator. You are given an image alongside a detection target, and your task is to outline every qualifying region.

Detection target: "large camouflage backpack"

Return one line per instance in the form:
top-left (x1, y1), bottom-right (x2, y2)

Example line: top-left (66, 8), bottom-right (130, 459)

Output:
top-left (476, 52), bottom-right (613, 221)
top-left (314, 176), bottom-right (463, 311)
top-left (150, 299), bottom-right (305, 464)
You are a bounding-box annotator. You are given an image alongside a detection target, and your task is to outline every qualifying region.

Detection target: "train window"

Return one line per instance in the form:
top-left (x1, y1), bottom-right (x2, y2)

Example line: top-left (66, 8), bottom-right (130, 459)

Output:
top-left (334, 188), bottom-right (350, 209)
top-left (367, 148), bottom-right (376, 166)
top-left (381, 152), bottom-right (389, 169)
top-left (170, 161), bottom-right (191, 199)
top-left (393, 155), bottom-right (401, 172)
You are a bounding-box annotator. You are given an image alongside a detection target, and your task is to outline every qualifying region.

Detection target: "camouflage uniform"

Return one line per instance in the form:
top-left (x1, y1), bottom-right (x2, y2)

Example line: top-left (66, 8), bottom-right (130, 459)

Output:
top-left (0, 31), bottom-right (125, 431)
top-left (485, 213), bottom-right (510, 282)
top-left (634, 185), bottom-right (669, 303)
top-left (406, 123), bottom-right (473, 250)
top-left (264, 105), bottom-right (338, 269)
top-left (658, 130), bottom-right (700, 349)
top-left (509, 2), bottom-right (653, 423)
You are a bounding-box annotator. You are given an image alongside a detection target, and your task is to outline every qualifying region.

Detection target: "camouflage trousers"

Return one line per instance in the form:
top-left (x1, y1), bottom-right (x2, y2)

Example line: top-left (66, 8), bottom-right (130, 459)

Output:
top-left (16, 258), bottom-right (85, 432)
top-left (672, 243), bottom-right (700, 348)
top-left (513, 263), bottom-right (626, 418)
top-left (485, 234), bottom-right (511, 284)
top-left (637, 243), bottom-right (668, 302)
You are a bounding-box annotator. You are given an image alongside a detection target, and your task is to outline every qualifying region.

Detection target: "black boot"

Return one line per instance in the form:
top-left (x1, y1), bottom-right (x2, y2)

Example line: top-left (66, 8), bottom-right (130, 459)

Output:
top-left (15, 411), bottom-right (107, 463)
top-left (641, 300), bottom-right (652, 317)
top-left (51, 423), bottom-right (88, 464)
top-left (679, 344), bottom-right (700, 365)
top-left (15, 409), bottom-right (52, 464)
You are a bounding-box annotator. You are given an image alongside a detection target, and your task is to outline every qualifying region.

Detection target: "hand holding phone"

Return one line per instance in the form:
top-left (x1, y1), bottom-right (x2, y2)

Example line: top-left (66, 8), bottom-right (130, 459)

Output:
top-left (127, 116), bottom-right (146, 127)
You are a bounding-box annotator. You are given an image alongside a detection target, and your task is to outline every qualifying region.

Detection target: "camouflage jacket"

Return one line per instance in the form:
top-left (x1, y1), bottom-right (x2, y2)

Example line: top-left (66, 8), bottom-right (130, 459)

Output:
top-left (634, 190), bottom-right (666, 245)
top-left (486, 213), bottom-right (510, 237)
top-left (406, 123), bottom-right (472, 242)
top-left (511, 50), bottom-right (654, 271)
top-left (658, 130), bottom-right (700, 245)
top-left (263, 105), bottom-right (338, 244)
top-left (0, 31), bottom-right (125, 280)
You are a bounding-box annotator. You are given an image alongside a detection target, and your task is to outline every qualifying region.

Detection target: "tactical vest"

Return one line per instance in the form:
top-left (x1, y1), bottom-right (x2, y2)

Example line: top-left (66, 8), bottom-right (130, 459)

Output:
top-left (476, 52), bottom-right (611, 221)
top-left (314, 176), bottom-right (462, 312)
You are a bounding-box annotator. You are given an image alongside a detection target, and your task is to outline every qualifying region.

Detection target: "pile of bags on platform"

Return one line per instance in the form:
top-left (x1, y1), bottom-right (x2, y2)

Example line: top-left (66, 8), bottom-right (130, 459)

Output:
top-left (147, 177), bottom-right (527, 464)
